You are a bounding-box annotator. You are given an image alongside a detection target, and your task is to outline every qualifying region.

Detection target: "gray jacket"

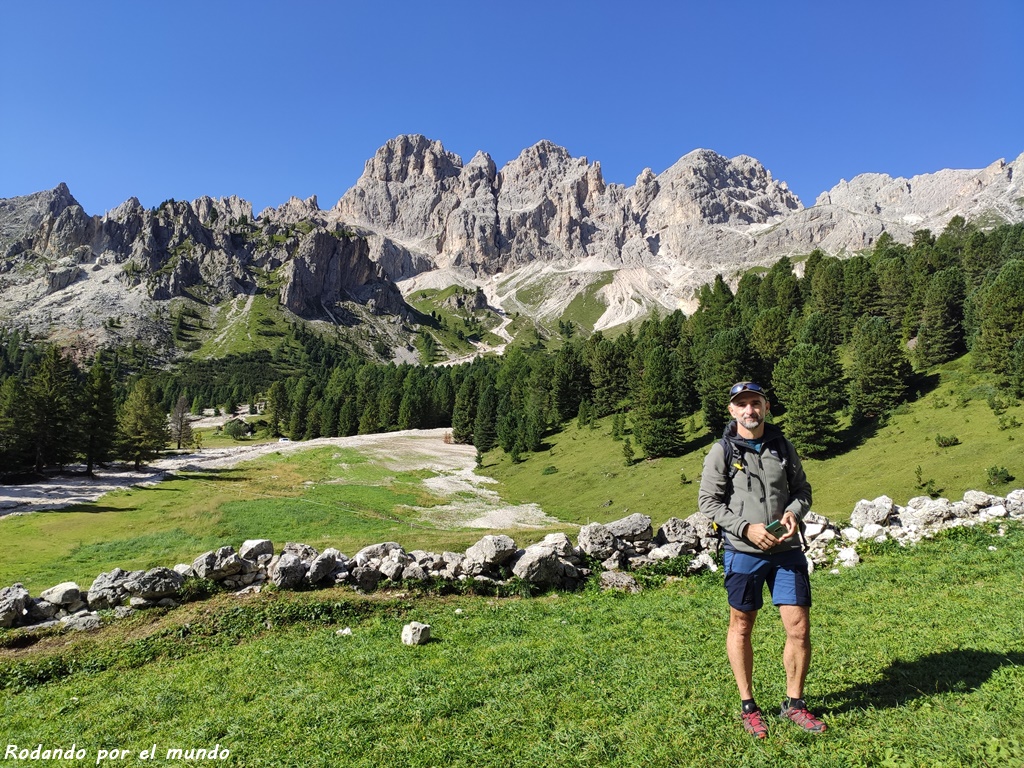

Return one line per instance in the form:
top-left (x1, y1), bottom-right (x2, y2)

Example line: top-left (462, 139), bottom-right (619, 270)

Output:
top-left (698, 421), bottom-right (812, 555)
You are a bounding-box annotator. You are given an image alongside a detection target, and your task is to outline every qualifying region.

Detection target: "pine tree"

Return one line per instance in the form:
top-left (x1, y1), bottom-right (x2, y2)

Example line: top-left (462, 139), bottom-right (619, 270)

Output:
top-left (82, 353), bottom-right (118, 473)
top-left (697, 328), bottom-right (750, 435)
top-left (473, 379), bottom-right (498, 452)
top-left (266, 380), bottom-right (289, 435)
top-left (288, 378), bottom-right (311, 439)
top-left (26, 347), bottom-right (81, 472)
top-left (117, 378), bottom-right (171, 470)
top-left (611, 412), bottom-right (624, 441)
top-left (1008, 338), bottom-right (1024, 398)
top-left (749, 306), bottom-right (792, 376)
top-left (0, 376), bottom-right (31, 471)
top-left (841, 256), bottom-right (879, 334)
top-left (622, 437), bottom-right (635, 466)
top-left (808, 258), bottom-right (846, 344)
top-left (971, 260), bottom-right (1024, 375)
top-left (451, 374), bottom-right (477, 444)
top-left (848, 316), bottom-right (912, 422)
top-left (914, 267), bottom-right (966, 367)
top-left (521, 359), bottom-right (550, 452)
top-left (772, 344), bottom-right (844, 456)
top-left (873, 256), bottom-right (912, 333)
top-left (587, 337), bottom-right (627, 417)
top-left (632, 346), bottom-right (681, 458)
top-left (551, 342), bottom-right (590, 422)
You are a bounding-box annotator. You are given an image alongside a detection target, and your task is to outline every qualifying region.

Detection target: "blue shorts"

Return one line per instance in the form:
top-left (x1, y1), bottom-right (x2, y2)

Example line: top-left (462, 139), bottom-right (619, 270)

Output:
top-left (724, 548), bottom-right (811, 611)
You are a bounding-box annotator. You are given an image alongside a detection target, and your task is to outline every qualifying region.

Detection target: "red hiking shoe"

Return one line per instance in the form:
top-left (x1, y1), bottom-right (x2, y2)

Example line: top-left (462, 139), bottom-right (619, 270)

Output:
top-left (741, 708), bottom-right (769, 739)
top-left (779, 700), bottom-right (827, 733)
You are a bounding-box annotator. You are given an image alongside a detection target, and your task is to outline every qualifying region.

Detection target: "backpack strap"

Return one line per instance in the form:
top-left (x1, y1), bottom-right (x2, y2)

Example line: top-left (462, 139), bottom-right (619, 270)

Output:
top-left (720, 437), bottom-right (743, 484)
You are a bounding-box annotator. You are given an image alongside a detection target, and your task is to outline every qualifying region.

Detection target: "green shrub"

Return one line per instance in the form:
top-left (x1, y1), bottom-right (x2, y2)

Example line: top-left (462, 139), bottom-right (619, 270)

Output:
top-left (987, 466), bottom-right (1013, 486)
top-left (997, 414), bottom-right (1022, 430)
top-left (935, 434), bottom-right (961, 448)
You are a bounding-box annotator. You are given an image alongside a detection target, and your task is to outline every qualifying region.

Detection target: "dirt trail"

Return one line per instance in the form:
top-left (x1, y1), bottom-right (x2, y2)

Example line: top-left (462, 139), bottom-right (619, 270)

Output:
top-left (0, 428), bottom-right (563, 530)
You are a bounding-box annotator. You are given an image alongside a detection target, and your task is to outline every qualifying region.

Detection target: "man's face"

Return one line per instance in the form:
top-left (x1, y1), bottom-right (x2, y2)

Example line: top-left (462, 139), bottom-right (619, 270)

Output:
top-left (728, 392), bottom-right (769, 432)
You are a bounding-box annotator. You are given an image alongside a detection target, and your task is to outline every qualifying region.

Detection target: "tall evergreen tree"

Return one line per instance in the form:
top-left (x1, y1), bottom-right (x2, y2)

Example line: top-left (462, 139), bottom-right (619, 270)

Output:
top-left (842, 256), bottom-right (879, 332)
top-left (760, 256), bottom-right (802, 317)
top-left (587, 336), bottom-right (628, 417)
top-left (873, 256), bottom-right (912, 334)
top-left (288, 378), bottom-right (311, 439)
top-left (451, 371), bottom-right (476, 444)
top-left (749, 306), bottom-right (792, 381)
top-left (847, 316), bottom-right (912, 422)
top-left (672, 329), bottom-right (700, 416)
top-left (697, 328), bottom-right (749, 435)
top-left (795, 312), bottom-right (840, 351)
top-left (551, 341), bottom-right (590, 422)
top-left (914, 266), bottom-right (966, 367)
top-left (970, 260), bottom-right (1024, 375)
top-left (0, 376), bottom-right (31, 471)
top-left (473, 378), bottom-right (498, 452)
top-left (1008, 338), bottom-right (1024, 398)
top-left (632, 346), bottom-right (681, 458)
top-left (168, 394), bottom-right (193, 451)
top-left (266, 380), bottom-right (289, 436)
top-left (117, 378), bottom-right (170, 471)
top-left (808, 258), bottom-right (846, 344)
top-left (26, 347), bottom-right (81, 472)
top-left (772, 344), bottom-right (844, 456)
top-left (82, 353), bottom-right (118, 473)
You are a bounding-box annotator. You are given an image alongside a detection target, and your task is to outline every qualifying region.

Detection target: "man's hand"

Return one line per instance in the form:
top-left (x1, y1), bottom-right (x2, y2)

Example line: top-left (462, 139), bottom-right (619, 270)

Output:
top-left (779, 511), bottom-right (800, 540)
top-left (745, 512), bottom-right (800, 550)
top-left (745, 523), bottom-right (779, 551)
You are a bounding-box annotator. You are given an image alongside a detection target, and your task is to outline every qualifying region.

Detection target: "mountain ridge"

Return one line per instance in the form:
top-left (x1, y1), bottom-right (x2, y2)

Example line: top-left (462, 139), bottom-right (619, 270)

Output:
top-left (1, 136), bottom-right (1021, 357)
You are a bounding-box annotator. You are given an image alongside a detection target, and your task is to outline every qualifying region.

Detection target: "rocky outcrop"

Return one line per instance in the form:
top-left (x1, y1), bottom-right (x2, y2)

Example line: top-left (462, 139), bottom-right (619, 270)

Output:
top-left (0, 185), bottom-right (413, 353)
top-left (279, 229), bottom-right (408, 319)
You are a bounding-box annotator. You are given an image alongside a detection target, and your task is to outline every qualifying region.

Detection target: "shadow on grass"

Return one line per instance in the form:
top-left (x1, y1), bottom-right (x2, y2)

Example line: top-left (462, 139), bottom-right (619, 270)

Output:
top-left (823, 649), bottom-right (1024, 713)
top-left (176, 470), bottom-right (247, 483)
top-left (46, 505), bottom-right (128, 515)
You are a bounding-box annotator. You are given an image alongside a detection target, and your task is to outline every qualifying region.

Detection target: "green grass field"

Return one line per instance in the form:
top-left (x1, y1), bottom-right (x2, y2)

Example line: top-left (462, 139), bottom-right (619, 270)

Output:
top-left (2, 525), bottom-right (1022, 767)
top-left (0, 447), bottom-right (506, 591)
top-left (486, 358), bottom-right (1024, 527)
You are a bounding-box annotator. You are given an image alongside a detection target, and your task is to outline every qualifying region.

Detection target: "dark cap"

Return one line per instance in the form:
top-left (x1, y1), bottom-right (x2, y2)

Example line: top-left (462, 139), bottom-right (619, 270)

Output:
top-left (729, 381), bottom-right (767, 403)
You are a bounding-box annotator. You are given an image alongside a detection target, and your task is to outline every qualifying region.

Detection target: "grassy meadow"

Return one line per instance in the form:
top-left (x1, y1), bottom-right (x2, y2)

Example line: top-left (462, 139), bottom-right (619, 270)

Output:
top-left (0, 447), bottom-right (504, 591)
top-left (2, 525), bottom-right (1022, 767)
top-left (487, 355), bottom-right (1024, 526)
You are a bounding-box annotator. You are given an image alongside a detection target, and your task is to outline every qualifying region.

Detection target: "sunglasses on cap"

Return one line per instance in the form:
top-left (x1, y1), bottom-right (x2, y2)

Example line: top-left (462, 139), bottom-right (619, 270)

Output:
top-left (729, 381), bottom-right (766, 398)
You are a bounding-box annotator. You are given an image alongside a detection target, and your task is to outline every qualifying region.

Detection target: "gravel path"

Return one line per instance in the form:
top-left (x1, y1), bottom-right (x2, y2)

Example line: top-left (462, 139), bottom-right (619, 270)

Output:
top-left (0, 428), bottom-right (563, 530)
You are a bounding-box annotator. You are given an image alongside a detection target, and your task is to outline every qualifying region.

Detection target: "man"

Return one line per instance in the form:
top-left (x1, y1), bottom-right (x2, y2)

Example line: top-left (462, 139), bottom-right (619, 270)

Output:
top-left (698, 381), bottom-right (827, 738)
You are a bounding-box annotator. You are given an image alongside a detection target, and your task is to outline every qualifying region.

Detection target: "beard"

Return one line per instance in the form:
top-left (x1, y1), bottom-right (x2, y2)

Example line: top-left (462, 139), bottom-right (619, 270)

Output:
top-left (737, 414), bottom-right (764, 431)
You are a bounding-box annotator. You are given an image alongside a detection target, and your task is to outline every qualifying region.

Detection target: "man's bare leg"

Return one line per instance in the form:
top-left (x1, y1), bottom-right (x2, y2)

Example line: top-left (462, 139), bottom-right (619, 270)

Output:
top-left (779, 604), bottom-right (811, 699)
top-left (727, 607), bottom-right (758, 699)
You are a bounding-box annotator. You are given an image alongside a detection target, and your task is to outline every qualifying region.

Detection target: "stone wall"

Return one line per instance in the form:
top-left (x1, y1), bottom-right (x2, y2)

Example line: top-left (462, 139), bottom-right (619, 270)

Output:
top-left (2, 488), bottom-right (1022, 633)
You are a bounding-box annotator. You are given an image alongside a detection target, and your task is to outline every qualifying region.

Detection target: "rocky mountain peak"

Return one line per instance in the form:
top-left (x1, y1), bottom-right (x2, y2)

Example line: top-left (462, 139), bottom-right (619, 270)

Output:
top-left (361, 134), bottom-right (464, 184)
top-left (258, 194), bottom-right (323, 226)
top-left (651, 149), bottom-right (801, 225)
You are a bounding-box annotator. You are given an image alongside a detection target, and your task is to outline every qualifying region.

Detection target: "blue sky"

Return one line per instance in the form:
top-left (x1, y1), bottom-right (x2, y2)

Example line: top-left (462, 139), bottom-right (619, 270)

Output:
top-left (2, 1), bottom-right (1021, 216)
